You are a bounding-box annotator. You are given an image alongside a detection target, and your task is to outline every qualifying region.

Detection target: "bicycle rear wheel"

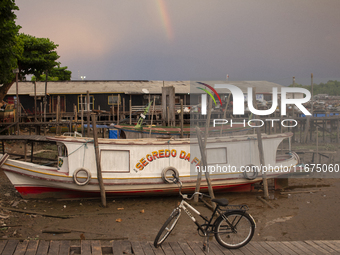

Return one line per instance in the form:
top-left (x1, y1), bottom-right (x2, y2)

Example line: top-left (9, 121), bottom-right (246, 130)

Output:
top-left (214, 211), bottom-right (255, 249)
top-left (154, 208), bottom-right (181, 247)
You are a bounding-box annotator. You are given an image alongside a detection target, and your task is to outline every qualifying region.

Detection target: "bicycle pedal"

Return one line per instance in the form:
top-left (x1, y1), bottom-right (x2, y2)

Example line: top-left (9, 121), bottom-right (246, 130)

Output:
top-left (203, 243), bottom-right (209, 252)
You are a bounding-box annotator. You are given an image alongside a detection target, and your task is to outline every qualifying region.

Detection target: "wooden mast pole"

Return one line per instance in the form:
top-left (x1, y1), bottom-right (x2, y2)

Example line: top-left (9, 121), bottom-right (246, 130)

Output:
top-left (252, 87), bottom-right (269, 199)
top-left (91, 113), bottom-right (106, 207)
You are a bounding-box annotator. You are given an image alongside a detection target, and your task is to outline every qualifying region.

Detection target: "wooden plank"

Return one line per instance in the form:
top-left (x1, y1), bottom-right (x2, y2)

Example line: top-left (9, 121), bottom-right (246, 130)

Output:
top-left (256, 242), bottom-right (281, 255)
top-left (168, 242), bottom-right (185, 255)
top-left (13, 240), bottom-right (29, 255)
top-left (247, 242), bottom-right (271, 255)
top-left (327, 240), bottom-right (340, 250)
top-left (148, 241), bottom-right (165, 255)
top-left (266, 241), bottom-right (298, 255)
top-left (24, 240), bottom-right (39, 255)
top-left (312, 241), bottom-right (336, 253)
top-left (159, 242), bottom-right (175, 255)
top-left (238, 245), bottom-right (257, 255)
top-left (289, 241), bottom-right (318, 255)
top-left (321, 241), bottom-right (340, 252)
top-left (177, 242), bottom-right (195, 255)
top-left (304, 241), bottom-right (329, 254)
top-left (2, 240), bottom-right (19, 255)
top-left (227, 248), bottom-right (244, 255)
top-left (58, 241), bottom-right (70, 255)
top-left (130, 241), bottom-right (145, 255)
top-left (112, 240), bottom-right (132, 255)
top-left (81, 240), bottom-right (91, 255)
top-left (207, 242), bottom-right (226, 255)
top-left (35, 240), bottom-right (50, 255)
top-left (140, 241), bottom-right (155, 255)
top-left (186, 241), bottom-right (205, 255)
top-left (91, 240), bottom-right (102, 255)
top-left (281, 241), bottom-right (306, 255)
top-left (0, 240), bottom-right (8, 254)
top-left (47, 241), bottom-right (60, 255)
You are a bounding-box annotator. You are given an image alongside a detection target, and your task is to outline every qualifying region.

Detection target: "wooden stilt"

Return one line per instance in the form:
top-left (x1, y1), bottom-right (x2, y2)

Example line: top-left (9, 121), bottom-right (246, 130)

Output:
top-left (195, 126), bottom-right (216, 208)
top-left (252, 88), bottom-right (269, 199)
top-left (91, 113), bottom-right (106, 207)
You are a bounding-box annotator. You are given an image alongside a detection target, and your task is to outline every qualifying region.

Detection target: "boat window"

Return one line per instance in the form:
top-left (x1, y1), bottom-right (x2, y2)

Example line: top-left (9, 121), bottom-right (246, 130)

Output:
top-left (206, 147), bottom-right (227, 164)
top-left (100, 150), bottom-right (130, 173)
top-left (57, 143), bottom-right (68, 157)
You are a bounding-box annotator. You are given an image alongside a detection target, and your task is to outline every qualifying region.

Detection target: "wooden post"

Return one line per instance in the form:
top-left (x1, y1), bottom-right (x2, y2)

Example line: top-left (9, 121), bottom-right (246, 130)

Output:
top-left (31, 142), bottom-right (34, 163)
top-left (86, 91), bottom-right (91, 137)
top-left (123, 97), bottom-right (125, 120)
top-left (337, 118), bottom-right (339, 143)
top-left (204, 96), bottom-right (212, 148)
top-left (148, 94), bottom-right (151, 121)
top-left (40, 102), bottom-right (43, 123)
top-left (56, 96), bottom-right (60, 135)
top-left (80, 95), bottom-right (84, 136)
top-left (91, 113), bottom-right (106, 207)
top-left (220, 94), bottom-right (231, 136)
top-left (42, 71), bottom-right (48, 136)
top-left (304, 116), bottom-right (310, 143)
top-left (311, 73), bottom-right (314, 115)
top-left (149, 96), bottom-right (156, 138)
top-left (34, 81), bottom-right (37, 122)
top-left (180, 99), bottom-right (184, 138)
top-left (194, 95), bottom-right (212, 202)
top-left (24, 142), bottom-right (27, 162)
top-left (112, 105), bottom-right (115, 123)
top-left (316, 126), bottom-right (319, 164)
top-left (167, 106), bottom-right (170, 126)
top-left (195, 126), bottom-right (216, 208)
top-left (117, 94), bottom-right (120, 125)
top-left (323, 119), bottom-right (325, 142)
top-left (73, 104), bottom-right (77, 132)
top-left (129, 98), bottom-right (132, 125)
top-left (252, 88), bottom-right (269, 199)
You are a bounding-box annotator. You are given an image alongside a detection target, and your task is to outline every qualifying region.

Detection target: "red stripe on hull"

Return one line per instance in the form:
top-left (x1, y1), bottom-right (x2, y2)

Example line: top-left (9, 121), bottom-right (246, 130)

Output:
top-left (15, 182), bottom-right (256, 199)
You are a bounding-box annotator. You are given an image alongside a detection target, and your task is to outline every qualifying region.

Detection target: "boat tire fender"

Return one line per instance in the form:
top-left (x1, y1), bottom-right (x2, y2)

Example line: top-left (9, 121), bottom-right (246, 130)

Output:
top-left (243, 164), bottom-right (258, 180)
top-left (161, 167), bottom-right (179, 184)
top-left (73, 168), bottom-right (91, 186)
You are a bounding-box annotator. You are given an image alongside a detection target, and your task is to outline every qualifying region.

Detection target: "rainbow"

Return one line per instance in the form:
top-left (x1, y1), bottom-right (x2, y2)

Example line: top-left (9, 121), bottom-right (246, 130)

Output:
top-left (156, 0), bottom-right (173, 41)
top-left (197, 82), bottom-right (223, 106)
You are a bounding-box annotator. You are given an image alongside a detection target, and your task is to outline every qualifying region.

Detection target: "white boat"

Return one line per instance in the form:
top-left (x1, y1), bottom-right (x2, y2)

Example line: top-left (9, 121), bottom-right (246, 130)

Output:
top-left (1, 132), bottom-right (300, 199)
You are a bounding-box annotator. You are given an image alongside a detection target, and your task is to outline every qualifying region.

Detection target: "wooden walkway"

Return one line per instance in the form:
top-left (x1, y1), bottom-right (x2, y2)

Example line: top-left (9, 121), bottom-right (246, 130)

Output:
top-left (1, 239), bottom-right (340, 255)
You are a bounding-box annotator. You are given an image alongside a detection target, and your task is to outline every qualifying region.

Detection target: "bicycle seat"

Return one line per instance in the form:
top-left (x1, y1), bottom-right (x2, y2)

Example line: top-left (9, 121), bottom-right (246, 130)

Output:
top-left (211, 198), bottom-right (229, 206)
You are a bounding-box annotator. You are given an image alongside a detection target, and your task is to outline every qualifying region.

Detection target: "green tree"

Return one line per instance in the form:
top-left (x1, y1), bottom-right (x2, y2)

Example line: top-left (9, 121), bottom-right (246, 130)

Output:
top-left (0, 1), bottom-right (72, 101)
top-left (31, 65), bottom-right (72, 81)
top-left (289, 80), bottom-right (340, 96)
top-left (0, 0), bottom-right (22, 99)
top-left (17, 33), bottom-right (60, 79)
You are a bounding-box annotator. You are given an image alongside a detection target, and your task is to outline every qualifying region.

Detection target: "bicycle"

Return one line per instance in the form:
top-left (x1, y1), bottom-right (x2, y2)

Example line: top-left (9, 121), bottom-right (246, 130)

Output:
top-left (154, 176), bottom-right (256, 251)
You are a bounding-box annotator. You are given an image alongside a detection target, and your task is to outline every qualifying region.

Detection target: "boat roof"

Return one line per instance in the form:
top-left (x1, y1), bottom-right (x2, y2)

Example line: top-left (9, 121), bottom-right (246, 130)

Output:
top-left (8, 80), bottom-right (283, 96)
top-left (48, 132), bottom-right (293, 145)
top-left (0, 135), bottom-right (50, 142)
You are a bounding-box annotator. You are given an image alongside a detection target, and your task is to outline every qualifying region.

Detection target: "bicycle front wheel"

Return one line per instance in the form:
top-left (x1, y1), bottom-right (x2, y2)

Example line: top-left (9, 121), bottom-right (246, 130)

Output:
top-left (214, 211), bottom-right (255, 249)
top-left (154, 208), bottom-right (181, 247)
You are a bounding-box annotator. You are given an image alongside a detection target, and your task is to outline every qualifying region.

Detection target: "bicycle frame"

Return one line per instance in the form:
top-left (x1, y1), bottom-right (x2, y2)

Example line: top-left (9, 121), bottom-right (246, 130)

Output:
top-left (178, 198), bottom-right (218, 237)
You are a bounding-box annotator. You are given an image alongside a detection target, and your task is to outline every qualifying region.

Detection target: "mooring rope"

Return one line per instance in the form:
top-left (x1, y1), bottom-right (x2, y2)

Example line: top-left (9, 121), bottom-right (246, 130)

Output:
top-left (66, 139), bottom-right (94, 167)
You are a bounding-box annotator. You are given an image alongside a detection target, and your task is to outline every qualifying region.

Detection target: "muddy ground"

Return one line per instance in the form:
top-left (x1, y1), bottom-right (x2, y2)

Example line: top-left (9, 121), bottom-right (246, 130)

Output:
top-left (1, 140), bottom-right (340, 243)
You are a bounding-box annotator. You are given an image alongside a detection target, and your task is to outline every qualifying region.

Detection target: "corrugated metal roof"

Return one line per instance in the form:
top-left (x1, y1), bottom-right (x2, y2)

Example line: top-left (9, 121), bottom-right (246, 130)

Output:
top-left (7, 80), bottom-right (283, 96)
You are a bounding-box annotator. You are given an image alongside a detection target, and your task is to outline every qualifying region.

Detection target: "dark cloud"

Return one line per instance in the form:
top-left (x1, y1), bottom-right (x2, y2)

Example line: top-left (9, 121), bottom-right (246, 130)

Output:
top-left (16, 0), bottom-right (340, 85)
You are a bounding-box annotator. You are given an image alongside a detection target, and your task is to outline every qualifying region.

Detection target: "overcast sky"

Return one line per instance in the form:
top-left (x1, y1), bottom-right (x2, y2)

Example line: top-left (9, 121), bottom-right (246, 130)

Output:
top-left (15, 0), bottom-right (340, 86)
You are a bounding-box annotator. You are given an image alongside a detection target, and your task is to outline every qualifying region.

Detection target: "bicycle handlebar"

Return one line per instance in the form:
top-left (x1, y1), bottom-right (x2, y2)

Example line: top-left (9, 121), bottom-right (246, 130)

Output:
top-left (172, 174), bottom-right (211, 200)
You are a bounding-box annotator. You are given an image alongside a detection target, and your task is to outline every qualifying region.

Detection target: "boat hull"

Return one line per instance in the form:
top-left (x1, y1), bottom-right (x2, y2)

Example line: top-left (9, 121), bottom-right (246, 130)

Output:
top-left (2, 159), bottom-right (292, 199)
top-left (1, 132), bottom-right (300, 199)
